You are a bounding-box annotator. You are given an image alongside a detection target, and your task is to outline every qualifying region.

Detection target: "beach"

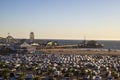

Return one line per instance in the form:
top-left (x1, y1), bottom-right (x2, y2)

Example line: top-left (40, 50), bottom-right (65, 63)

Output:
top-left (40, 48), bottom-right (120, 55)
top-left (0, 49), bottom-right (120, 80)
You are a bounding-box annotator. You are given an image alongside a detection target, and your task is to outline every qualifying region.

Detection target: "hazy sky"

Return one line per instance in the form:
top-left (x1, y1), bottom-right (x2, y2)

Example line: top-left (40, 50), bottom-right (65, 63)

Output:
top-left (0, 0), bottom-right (120, 40)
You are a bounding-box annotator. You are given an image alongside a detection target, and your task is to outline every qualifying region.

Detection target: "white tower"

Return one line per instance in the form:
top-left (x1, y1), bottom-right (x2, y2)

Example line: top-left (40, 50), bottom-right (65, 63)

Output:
top-left (30, 32), bottom-right (34, 43)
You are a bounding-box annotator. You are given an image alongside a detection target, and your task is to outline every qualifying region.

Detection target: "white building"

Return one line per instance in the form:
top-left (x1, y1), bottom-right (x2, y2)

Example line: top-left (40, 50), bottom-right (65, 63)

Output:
top-left (20, 42), bottom-right (36, 53)
top-left (20, 42), bottom-right (31, 48)
top-left (30, 32), bottom-right (34, 43)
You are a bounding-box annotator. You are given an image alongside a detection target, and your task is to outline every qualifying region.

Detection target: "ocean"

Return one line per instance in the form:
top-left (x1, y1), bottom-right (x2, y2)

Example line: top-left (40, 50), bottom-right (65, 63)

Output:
top-left (37, 39), bottom-right (120, 50)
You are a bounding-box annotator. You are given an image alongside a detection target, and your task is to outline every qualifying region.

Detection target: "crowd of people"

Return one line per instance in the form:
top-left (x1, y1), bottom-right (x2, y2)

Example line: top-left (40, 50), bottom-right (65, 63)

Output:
top-left (0, 53), bottom-right (120, 80)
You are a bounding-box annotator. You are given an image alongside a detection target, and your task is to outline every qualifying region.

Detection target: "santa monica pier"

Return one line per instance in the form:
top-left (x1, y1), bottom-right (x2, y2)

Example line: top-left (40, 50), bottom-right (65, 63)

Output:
top-left (0, 32), bottom-right (120, 80)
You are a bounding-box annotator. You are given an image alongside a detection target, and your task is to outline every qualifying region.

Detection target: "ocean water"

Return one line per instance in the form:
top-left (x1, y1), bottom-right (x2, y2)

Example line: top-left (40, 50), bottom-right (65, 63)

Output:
top-left (38, 39), bottom-right (120, 50)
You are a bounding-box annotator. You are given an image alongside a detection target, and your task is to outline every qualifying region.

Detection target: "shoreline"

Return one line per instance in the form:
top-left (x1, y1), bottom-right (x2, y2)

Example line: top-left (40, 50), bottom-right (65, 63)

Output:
top-left (40, 48), bottom-right (120, 55)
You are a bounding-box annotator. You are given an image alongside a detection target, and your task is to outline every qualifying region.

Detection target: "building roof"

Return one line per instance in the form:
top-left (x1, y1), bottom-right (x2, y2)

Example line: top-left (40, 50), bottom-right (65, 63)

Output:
top-left (31, 43), bottom-right (39, 46)
top-left (20, 42), bottom-right (31, 48)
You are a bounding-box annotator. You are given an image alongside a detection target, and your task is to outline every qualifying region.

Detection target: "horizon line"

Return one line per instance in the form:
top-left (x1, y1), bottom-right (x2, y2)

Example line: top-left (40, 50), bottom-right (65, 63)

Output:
top-left (13, 38), bottom-right (120, 41)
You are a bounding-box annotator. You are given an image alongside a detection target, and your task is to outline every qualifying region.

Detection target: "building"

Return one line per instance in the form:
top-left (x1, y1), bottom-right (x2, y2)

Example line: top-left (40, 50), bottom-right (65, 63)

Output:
top-left (47, 41), bottom-right (59, 46)
top-left (20, 42), bottom-right (36, 53)
top-left (30, 32), bottom-right (34, 43)
top-left (20, 42), bottom-right (31, 48)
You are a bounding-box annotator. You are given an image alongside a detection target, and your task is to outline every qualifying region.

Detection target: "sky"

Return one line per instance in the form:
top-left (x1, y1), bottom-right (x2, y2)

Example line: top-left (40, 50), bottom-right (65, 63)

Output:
top-left (0, 0), bottom-right (120, 40)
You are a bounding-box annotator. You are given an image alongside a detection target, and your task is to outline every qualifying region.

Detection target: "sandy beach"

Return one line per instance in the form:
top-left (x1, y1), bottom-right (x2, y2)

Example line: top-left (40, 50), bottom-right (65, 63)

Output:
top-left (40, 48), bottom-right (120, 55)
